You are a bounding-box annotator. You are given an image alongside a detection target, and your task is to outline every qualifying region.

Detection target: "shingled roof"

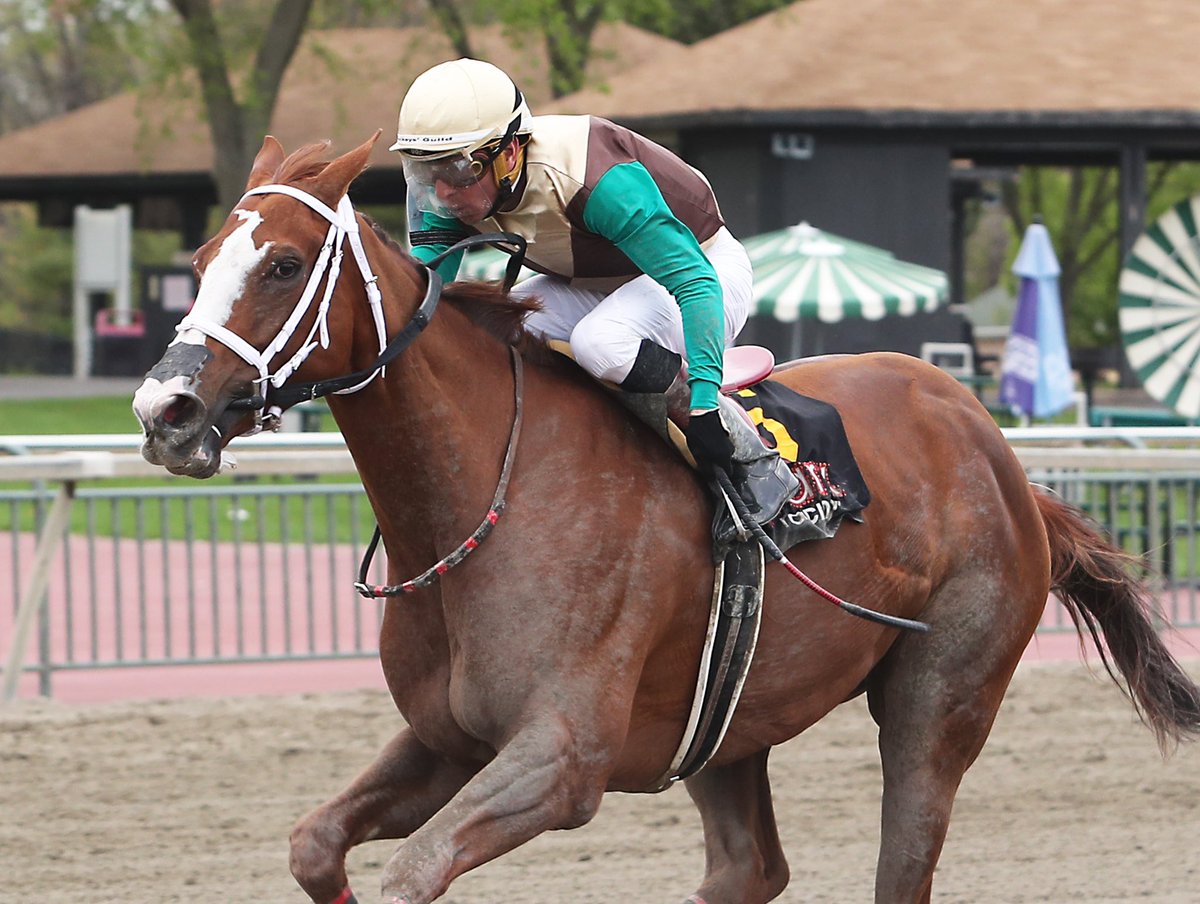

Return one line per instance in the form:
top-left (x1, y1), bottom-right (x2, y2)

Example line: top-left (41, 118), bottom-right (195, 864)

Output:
top-left (0, 23), bottom-right (680, 180)
top-left (549, 0), bottom-right (1200, 126)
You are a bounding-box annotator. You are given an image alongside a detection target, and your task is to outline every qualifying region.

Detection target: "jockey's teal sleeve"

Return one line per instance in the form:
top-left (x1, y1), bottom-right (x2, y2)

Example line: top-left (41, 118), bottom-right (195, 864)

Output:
top-left (581, 162), bottom-right (724, 411)
top-left (408, 210), bottom-right (465, 285)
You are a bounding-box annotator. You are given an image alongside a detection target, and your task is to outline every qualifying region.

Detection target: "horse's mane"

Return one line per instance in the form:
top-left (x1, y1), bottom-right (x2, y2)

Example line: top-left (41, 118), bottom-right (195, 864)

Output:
top-left (360, 217), bottom-right (560, 364)
top-left (276, 141), bottom-right (336, 184)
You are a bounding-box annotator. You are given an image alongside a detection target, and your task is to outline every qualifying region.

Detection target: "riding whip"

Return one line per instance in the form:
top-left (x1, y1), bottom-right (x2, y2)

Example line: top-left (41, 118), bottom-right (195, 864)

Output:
top-left (714, 467), bottom-right (931, 634)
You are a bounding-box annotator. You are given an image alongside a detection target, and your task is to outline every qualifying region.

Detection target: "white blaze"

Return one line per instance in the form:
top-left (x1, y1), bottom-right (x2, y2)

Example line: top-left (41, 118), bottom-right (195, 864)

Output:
top-left (174, 209), bottom-right (272, 346)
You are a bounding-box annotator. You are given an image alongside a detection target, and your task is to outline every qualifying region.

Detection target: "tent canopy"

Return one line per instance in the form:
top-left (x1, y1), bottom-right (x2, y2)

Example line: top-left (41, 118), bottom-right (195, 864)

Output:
top-left (458, 222), bottom-right (949, 325)
top-left (744, 223), bottom-right (948, 323)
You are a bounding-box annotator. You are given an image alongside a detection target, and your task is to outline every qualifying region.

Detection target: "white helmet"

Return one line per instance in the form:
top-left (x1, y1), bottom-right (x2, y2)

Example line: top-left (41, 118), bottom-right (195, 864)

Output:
top-left (394, 59), bottom-right (532, 223)
top-left (390, 58), bottom-right (532, 159)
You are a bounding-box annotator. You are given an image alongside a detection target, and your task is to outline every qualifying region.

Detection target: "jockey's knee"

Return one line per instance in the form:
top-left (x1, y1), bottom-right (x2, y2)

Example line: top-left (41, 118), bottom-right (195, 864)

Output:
top-left (568, 323), bottom-right (641, 385)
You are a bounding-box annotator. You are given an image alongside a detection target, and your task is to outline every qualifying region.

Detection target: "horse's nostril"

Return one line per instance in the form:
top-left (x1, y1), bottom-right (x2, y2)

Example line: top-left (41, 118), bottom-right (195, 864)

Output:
top-left (161, 395), bottom-right (199, 427)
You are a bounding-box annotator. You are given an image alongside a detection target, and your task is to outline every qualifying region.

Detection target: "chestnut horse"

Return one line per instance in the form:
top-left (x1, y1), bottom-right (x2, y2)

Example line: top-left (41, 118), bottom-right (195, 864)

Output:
top-left (134, 135), bottom-right (1200, 904)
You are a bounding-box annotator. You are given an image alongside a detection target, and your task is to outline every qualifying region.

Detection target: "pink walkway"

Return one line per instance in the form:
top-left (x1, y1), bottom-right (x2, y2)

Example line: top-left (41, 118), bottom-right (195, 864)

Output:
top-left (4, 534), bottom-right (1199, 705)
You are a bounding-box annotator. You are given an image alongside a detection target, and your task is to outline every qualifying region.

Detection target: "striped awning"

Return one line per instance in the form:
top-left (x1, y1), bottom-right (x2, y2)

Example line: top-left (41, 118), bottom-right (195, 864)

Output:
top-left (745, 222), bottom-right (948, 323)
top-left (1119, 195), bottom-right (1200, 418)
top-left (455, 222), bottom-right (948, 325)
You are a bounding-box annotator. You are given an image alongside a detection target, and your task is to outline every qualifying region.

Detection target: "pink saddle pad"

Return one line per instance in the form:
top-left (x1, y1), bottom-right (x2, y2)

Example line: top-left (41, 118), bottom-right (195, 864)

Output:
top-left (721, 346), bottom-right (775, 392)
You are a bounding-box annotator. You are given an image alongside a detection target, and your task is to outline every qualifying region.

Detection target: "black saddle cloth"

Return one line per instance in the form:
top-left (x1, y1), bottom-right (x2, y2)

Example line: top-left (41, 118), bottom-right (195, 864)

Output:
top-left (728, 378), bottom-right (870, 553)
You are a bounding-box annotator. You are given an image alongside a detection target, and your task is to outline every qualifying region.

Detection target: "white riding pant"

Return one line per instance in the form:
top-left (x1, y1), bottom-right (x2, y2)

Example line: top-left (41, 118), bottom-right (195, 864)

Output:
top-left (517, 226), bottom-right (753, 385)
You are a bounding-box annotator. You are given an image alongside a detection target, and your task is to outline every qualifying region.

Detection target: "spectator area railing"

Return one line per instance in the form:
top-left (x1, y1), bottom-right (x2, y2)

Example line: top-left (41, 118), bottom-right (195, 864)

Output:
top-left (4, 429), bottom-right (1200, 699)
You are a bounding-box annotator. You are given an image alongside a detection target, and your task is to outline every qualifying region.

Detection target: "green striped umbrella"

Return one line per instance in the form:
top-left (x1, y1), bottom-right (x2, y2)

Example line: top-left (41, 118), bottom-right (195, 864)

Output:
top-left (744, 222), bottom-right (948, 323)
top-left (1118, 196), bottom-right (1200, 418)
top-left (456, 222), bottom-right (948, 325)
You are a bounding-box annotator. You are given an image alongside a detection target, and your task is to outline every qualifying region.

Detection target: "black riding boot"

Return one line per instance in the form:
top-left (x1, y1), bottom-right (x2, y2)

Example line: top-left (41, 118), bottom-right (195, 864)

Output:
top-left (618, 340), bottom-right (798, 537)
top-left (709, 391), bottom-right (799, 535)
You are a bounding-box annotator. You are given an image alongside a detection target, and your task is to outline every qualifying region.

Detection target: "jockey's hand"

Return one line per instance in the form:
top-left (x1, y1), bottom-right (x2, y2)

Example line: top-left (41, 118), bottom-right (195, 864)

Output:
top-left (685, 407), bottom-right (735, 474)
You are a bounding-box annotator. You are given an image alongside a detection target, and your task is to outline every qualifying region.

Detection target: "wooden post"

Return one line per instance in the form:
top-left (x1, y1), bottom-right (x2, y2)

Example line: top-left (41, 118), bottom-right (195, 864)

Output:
top-left (2, 481), bottom-right (76, 702)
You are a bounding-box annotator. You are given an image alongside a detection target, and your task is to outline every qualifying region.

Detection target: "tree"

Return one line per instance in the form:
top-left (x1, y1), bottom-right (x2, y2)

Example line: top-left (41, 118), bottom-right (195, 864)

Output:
top-left (624, 0), bottom-right (795, 45)
top-left (998, 163), bottom-right (1200, 349)
top-left (0, 0), bottom-right (165, 133)
top-left (168, 0), bottom-right (318, 211)
top-left (426, 0), bottom-right (800, 98)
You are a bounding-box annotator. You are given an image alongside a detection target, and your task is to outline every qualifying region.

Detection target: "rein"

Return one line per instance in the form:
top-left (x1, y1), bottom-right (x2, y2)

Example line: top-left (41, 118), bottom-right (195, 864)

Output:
top-left (355, 345), bottom-right (524, 598)
top-left (712, 469), bottom-right (931, 634)
top-left (266, 230), bottom-right (527, 411)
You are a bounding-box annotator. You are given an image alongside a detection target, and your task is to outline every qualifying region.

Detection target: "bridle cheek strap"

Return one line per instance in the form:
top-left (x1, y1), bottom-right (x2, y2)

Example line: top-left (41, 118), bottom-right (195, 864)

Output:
top-left (174, 186), bottom-right (389, 429)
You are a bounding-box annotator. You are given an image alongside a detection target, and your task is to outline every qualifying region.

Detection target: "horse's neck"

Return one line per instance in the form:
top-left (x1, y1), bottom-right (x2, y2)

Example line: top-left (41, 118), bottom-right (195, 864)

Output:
top-left (327, 290), bottom-right (517, 552)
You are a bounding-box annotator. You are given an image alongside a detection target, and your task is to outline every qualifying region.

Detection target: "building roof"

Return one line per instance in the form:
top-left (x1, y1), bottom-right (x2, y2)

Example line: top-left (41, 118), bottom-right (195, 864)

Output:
top-left (0, 23), bottom-right (680, 180)
top-left (549, 0), bottom-right (1200, 127)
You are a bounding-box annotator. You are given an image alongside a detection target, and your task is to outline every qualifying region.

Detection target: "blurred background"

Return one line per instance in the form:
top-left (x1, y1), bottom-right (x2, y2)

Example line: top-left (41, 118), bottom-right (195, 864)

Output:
top-left (6, 0), bottom-right (1200, 427)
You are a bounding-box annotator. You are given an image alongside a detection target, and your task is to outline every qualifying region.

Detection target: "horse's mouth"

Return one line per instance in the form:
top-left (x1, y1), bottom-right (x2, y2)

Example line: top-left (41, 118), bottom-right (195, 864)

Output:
top-left (141, 424), bottom-right (226, 478)
top-left (136, 380), bottom-right (248, 479)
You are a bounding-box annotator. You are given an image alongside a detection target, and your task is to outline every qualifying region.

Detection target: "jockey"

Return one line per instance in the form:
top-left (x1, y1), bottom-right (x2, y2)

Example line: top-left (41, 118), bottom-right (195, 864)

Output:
top-left (391, 58), bottom-right (798, 535)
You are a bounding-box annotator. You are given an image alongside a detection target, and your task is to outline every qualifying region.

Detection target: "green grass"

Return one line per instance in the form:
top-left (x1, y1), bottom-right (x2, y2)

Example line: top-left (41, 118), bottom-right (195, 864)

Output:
top-left (0, 395), bottom-right (141, 435)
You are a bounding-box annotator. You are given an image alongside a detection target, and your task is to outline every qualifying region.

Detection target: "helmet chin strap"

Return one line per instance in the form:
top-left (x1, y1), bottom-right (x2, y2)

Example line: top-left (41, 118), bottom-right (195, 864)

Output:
top-left (483, 141), bottom-right (525, 219)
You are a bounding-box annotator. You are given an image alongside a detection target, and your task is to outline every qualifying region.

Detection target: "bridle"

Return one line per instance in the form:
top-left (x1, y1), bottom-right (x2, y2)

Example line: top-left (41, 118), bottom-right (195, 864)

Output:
top-left (176, 181), bottom-right (528, 595)
top-left (176, 185), bottom-right (386, 433)
top-left (175, 183), bottom-right (525, 431)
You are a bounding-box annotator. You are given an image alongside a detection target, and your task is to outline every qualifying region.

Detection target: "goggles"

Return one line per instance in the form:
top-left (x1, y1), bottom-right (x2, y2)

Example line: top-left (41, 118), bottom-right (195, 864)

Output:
top-left (403, 151), bottom-right (497, 223)
top-left (402, 143), bottom-right (502, 188)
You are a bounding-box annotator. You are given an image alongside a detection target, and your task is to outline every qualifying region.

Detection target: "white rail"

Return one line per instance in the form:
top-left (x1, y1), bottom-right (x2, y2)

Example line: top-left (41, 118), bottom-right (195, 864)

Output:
top-left (5, 428), bottom-right (1200, 482)
top-left (7, 425), bottom-right (1200, 453)
top-left (4, 427), bottom-right (1200, 701)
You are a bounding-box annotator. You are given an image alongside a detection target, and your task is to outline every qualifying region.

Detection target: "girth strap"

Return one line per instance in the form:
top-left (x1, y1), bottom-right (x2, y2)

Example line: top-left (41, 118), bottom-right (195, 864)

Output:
top-left (655, 539), bottom-right (765, 788)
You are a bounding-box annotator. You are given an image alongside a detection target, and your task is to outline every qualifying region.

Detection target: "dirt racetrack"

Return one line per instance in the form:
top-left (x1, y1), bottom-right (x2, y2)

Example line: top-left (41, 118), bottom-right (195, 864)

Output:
top-left (3, 659), bottom-right (1199, 904)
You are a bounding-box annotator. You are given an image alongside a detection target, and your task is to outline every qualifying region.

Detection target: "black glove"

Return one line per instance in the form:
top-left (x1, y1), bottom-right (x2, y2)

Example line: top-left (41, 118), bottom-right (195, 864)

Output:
top-left (685, 408), bottom-right (735, 473)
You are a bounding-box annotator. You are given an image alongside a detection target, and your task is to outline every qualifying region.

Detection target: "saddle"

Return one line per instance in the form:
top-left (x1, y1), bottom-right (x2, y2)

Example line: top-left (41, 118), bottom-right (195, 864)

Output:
top-left (546, 341), bottom-right (870, 785)
top-left (654, 352), bottom-right (871, 786)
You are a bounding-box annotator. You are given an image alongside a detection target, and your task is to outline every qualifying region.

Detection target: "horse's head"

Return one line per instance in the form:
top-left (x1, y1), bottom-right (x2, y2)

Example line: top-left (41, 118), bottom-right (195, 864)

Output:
top-left (134, 132), bottom-right (387, 477)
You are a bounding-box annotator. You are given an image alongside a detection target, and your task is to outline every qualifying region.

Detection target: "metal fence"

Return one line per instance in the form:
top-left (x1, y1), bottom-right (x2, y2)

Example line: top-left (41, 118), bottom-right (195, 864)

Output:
top-left (1, 435), bottom-right (387, 698)
top-left (1027, 468), bottom-right (1200, 631)
top-left (3, 481), bottom-right (388, 696)
top-left (3, 430), bottom-right (1200, 698)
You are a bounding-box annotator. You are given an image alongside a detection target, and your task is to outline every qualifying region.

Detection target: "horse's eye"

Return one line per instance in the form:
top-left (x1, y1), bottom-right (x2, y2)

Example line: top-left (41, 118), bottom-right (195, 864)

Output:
top-left (273, 259), bottom-right (301, 280)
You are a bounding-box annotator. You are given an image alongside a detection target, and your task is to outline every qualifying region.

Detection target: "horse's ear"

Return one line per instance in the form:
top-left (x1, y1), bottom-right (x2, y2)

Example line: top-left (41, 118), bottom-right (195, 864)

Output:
top-left (246, 136), bottom-right (286, 191)
top-left (306, 130), bottom-right (382, 208)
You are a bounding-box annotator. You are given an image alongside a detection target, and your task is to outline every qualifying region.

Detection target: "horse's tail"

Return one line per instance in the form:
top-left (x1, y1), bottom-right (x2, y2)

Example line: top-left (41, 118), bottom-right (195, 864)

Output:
top-left (1035, 487), bottom-right (1200, 752)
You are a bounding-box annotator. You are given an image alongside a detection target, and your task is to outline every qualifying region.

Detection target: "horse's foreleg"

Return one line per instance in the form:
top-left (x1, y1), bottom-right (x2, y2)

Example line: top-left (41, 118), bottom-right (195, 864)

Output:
top-left (683, 748), bottom-right (789, 904)
top-left (377, 713), bottom-right (609, 904)
top-left (290, 727), bottom-right (477, 904)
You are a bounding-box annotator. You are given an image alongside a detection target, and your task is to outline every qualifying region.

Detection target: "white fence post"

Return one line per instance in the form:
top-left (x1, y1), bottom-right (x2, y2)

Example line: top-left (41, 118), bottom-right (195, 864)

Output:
top-left (2, 481), bottom-right (76, 702)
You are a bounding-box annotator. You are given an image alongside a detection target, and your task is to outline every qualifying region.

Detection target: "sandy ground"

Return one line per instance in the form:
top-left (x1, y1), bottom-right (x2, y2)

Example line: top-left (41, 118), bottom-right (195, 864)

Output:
top-left (2, 660), bottom-right (1199, 904)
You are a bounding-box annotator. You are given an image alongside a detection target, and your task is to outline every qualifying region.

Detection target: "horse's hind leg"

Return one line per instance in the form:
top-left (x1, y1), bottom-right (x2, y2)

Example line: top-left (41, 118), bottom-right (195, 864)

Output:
top-left (683, 748), bottom-right (789, 904)
top-left (289, 727), bottom-right (476, 904)
top-left (867, 605), bottom-right (1028, 904)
